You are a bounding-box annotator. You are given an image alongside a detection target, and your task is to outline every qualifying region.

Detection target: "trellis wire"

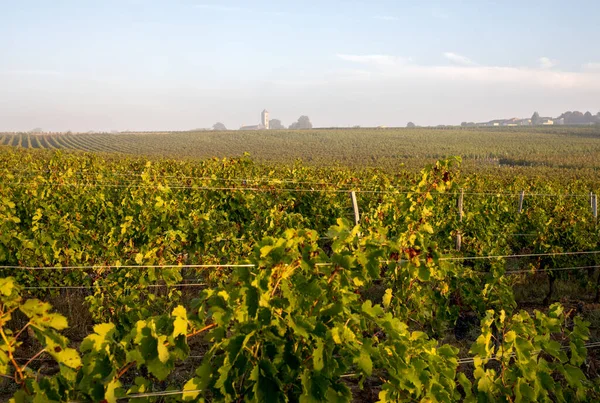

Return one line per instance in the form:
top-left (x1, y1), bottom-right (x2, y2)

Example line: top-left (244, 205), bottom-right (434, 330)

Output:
top-left (22, 282), bottom-right (207, 290)
top-left (457, 341), bottom-right (600, 365)
top-left (3, 249), bottom-right (600, 272)
top-left (0, 264), bottom-right (254, 271)
top-left (2, 180), bottom-right (593, 198)
top-left (79, 343), bottom-right (600, 400)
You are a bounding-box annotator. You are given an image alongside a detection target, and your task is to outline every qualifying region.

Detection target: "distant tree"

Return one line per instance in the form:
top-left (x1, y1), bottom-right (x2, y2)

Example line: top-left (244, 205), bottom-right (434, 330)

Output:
top-left (30, 128), bottom-right (43, 133)
top-left (531, 112), bottom-right (541, 125)
top-left (353, 125), bottom-right (361, 128)
top-left (289, 116), bottom-right (313, 129)
top-left (269, 119), bottom-right (285, 130)
top-left (406, 122), bottom-right (416, 128)
top-left (212, 122), bottom-right (227, 131)
top-left (556, 110), bottom-right (600, 125)
top-left (460, 122), bottom-right (467, 127)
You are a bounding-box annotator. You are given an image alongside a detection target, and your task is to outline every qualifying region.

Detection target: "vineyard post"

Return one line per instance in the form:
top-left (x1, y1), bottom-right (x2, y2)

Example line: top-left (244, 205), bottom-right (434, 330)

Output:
top-left (591, 192), bottom-right (594, 210)
top-left (593, 193), bottom-right (598, 221)
top-left (518, 190), bottom-right (525, 213)
top-left (350, 191), bottom-right (360, 226)
top-left (456, 188), bottom-right (463, 251)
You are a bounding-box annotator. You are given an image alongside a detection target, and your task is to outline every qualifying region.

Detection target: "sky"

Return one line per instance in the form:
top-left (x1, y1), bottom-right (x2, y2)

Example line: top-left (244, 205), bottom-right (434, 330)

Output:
top-left (1, 0), bottom-right (600, 131)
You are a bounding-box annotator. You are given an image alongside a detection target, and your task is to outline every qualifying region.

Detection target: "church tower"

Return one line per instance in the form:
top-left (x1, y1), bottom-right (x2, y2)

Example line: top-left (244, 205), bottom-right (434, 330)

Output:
top-left (261, 109), bottom-right (269, 129)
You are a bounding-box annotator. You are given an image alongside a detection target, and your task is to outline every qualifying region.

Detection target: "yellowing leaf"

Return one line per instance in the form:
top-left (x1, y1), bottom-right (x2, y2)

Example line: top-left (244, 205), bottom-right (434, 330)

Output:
top-left (46, 313), bottom-right (68, 330)
top-left (0, 278), bottom-right (16, 296)
top-left (182, 378), bottom-right (202, 400)
top-left (382, 289), bottom-right (392, 309)
top-left (172, 305), bottom-right (188, 338)
top-left (157, 335), bottom-right (169, 363)
top-left (46, 341), bottom-right (81, 369)
top-left (105, 378), bottom-right (122, 403)
top-left (421, 223), bottom-right (434, 234)
top-left (20, 299), bottom-right (68, 330)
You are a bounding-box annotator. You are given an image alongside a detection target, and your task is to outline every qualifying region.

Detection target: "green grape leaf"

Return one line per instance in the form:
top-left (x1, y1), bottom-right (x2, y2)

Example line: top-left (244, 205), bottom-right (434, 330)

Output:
top-left (354, 350), bottom-right (373, 376)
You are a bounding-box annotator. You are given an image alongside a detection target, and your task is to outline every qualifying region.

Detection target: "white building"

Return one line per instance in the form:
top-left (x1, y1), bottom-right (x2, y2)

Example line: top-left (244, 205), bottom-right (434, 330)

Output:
top-left (240, 109), bottom-right (270, 130)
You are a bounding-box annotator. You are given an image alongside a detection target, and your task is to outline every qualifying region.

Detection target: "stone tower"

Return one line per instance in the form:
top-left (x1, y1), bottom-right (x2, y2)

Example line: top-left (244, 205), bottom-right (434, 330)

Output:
top-left (261, 109), bottom-right (269, 129)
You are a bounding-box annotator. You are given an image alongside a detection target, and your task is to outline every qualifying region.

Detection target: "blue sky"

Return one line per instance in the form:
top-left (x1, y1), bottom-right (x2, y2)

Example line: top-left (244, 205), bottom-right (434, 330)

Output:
top-left (1, 0), bottom-right (600, 131)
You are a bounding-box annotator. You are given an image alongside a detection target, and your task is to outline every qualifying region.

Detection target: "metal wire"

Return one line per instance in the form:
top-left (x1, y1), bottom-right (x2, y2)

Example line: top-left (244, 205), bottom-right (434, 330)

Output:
top-left (457, 341), bottom-right (600, 364)
top-left (3, 170), bottom-right (406, 190)
top-left (0, 264), bottom-right (254, 271)
top-left (1, 179), bottom-right (593, 197)
top-left (22, 282), bottom-right (207, 290)
top-left (505, 264), bottom-right (600, 275)
top-left (440, 250), bottom-right (600, 261)
top-left (3, 250), bottom-right (600, 272)
top-left (70, 343), bottom-right (600, 399)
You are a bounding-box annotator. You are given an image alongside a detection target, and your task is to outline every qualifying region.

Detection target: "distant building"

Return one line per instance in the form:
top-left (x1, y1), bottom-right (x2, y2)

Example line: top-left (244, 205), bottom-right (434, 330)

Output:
top-left (240, 109), bottom-right (270, 130)
top-left (261, 110), bottom-right (269, 130)
top-left (542, 119), bottom-right (554, 125)
top-left (501, 118), bottom-right (520, 126)
top-left (239, 124), bottom-right (264, 131)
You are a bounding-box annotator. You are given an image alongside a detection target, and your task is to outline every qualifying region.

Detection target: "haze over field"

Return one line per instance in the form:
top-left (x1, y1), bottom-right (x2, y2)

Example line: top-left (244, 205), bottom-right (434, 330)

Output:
top-left (1, 0), bottom-right (600, 131)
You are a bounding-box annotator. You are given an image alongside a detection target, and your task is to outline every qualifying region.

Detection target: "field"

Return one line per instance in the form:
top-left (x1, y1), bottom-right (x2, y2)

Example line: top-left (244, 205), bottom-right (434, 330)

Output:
top-left (3, 126), bottom-right (600, 171)
top-left (2, 127), bottom-right (600, 401)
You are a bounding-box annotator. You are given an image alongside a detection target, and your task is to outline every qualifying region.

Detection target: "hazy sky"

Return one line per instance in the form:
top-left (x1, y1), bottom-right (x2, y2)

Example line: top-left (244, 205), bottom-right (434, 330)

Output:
top-left (1, 0), bottom-right (600, 131)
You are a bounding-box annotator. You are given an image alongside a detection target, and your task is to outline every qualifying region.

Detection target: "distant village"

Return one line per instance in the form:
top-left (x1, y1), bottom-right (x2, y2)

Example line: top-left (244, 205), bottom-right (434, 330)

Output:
top-left (463, 110), bottom-right (600, 128)
top-left (15, 109), bottom-right (600, 134)
top-left (470, 117), bottom-right (557, 127)
top-left (211, 110), bottom-right (313, 131)
top-left (464, 116), bottom-right (559, 127)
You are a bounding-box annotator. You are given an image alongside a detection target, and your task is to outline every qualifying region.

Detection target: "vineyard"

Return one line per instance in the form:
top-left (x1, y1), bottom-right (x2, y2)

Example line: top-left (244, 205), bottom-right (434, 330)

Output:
top-left (3, 126), bottom-right (600, 172)
top-left (1, 145), bottom-right (600, 401)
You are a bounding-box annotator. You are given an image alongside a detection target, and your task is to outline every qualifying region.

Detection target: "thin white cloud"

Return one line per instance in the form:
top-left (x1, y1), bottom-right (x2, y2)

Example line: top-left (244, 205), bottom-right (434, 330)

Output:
top-left (583, 62), bottom-right (600, 70)
top-left (373, 16), bottom-right (399, 21)
top-left (334, 53), bottom-right (600, 90)
top-left (337, 54), bottom-right (409, 66)
top-left (539, 57), bottom-right (557, 69)
top-left (444, 52), bottom-right (477, 66)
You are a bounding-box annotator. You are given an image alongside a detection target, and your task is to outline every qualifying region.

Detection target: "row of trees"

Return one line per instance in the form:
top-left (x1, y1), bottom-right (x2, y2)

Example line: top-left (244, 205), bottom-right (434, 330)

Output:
top-left (556, 110), bottom-right (600, 125)
top-left (532, 111), bottom-right (600, 125)
top-left (288, 115), bottom-right (312, 129)
top-left (212, 115), bottom-right (313, 131)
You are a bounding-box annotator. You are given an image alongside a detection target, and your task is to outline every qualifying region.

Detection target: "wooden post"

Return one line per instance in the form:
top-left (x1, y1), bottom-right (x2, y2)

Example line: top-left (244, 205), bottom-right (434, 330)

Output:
top-left (456, 189), bottom-right (463, 251)
top-left (593, 194), bottom-right (597, 220)
top-left (518, 190), bottom-right (525, 213)
top-left (350, 191), bottom-right (360, 226)
top-left (458, 189), bottom-right (464, 222)
top-left (591, 192), bottom-right (594, 210)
